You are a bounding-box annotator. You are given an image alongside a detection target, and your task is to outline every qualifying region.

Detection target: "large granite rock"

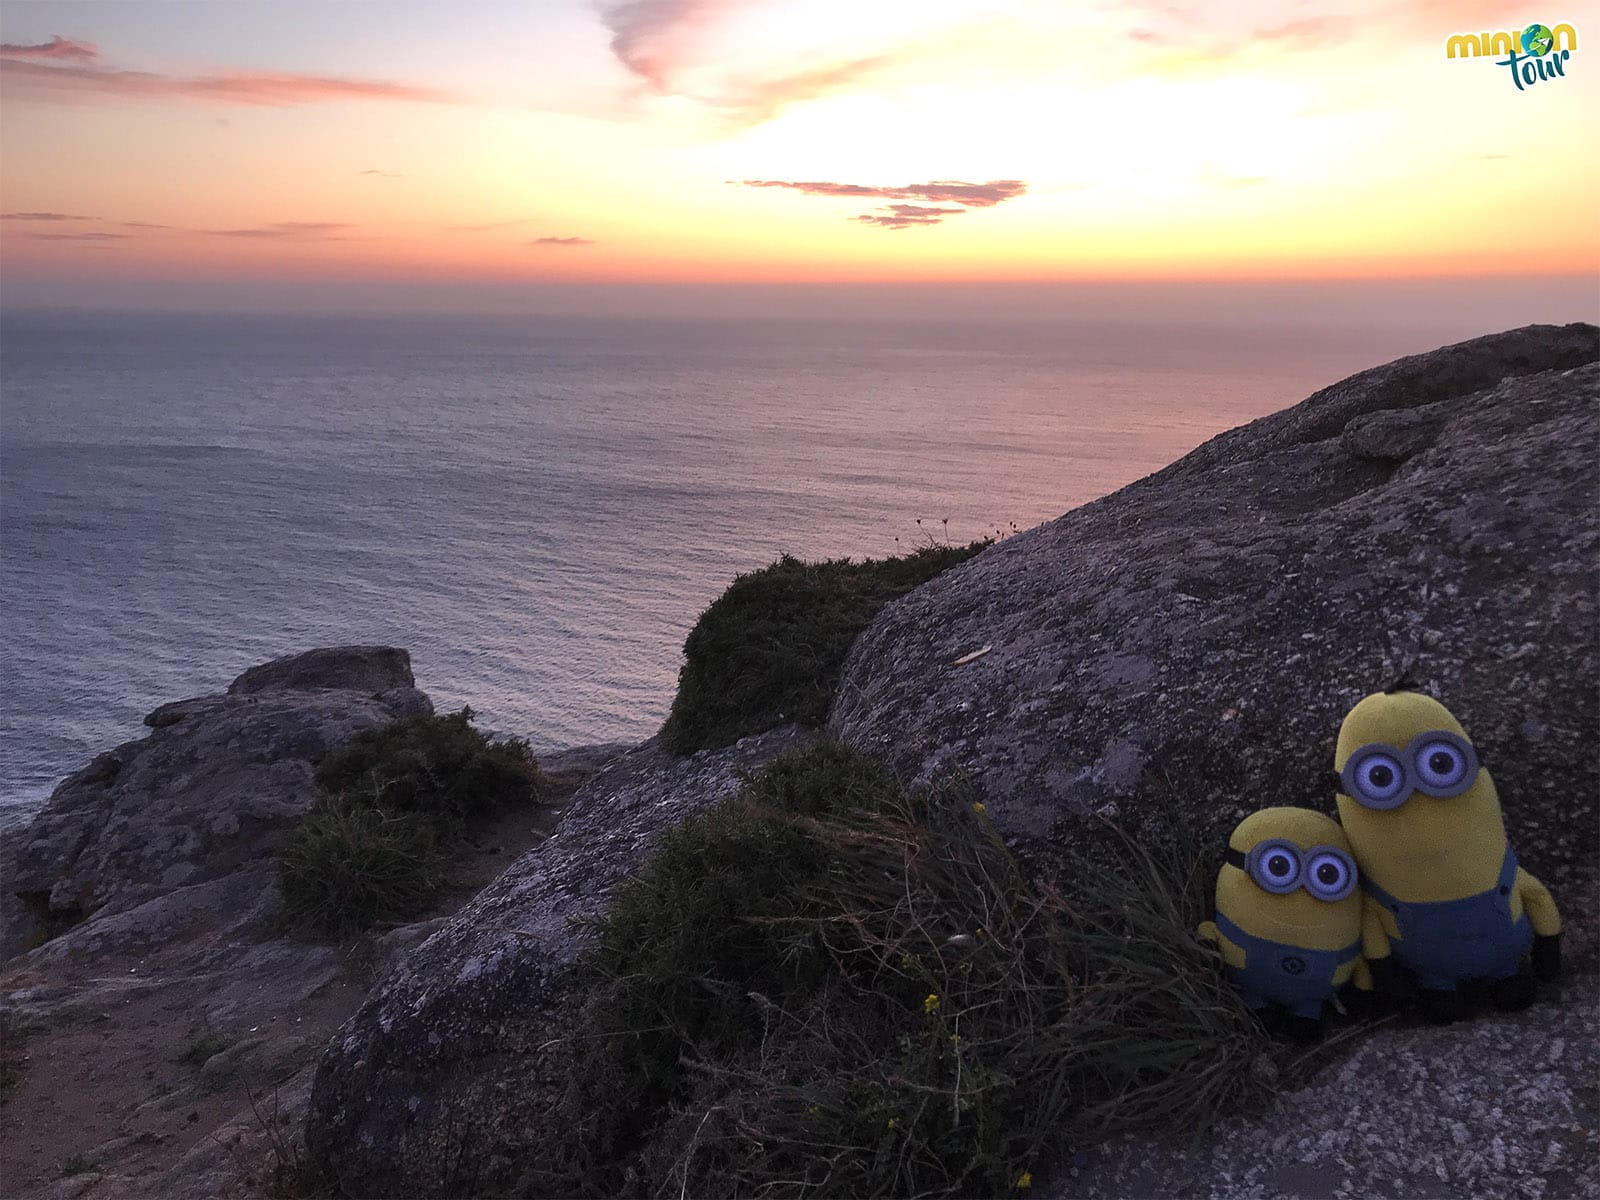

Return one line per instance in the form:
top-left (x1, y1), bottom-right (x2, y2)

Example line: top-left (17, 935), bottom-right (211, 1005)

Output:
top-left (1067, 973), bottom-right (1599, 1200)
top-left (831, 324), bottom-right (1600, 905)
top-left (304, 725), bottom-right (817, 1197)
top-left (0, 646), bottom-right (432, 959)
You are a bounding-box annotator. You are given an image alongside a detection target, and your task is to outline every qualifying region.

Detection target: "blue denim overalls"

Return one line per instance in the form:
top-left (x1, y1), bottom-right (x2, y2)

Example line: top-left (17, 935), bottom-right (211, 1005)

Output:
top-left (1360, 844), bottom-right (1530, 991)
top-left (1212, 912), bottom-right (1360, 1019)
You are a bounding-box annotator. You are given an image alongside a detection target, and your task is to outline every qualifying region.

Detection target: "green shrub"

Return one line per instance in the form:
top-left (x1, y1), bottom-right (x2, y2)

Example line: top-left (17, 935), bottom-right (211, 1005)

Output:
top-left (659, 543), bottom-right (987, 755)
top-left (582, 743), bottom-right (1266, 1199)
top-left (592, 743), bottom-right (903, 1097)
top-left (313, 707), bottom-right (541, 835)
top-left (280, 709), bottom-right (543, 937)
top-left (280, 799), bottom-right (442, 936)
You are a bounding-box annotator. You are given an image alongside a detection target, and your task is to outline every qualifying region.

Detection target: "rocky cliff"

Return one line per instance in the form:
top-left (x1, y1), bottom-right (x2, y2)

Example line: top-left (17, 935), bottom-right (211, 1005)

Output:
top-left (302, 323), bottom-right (1600, 1199)
top-left (831, 322), bottom-right (1599, 906)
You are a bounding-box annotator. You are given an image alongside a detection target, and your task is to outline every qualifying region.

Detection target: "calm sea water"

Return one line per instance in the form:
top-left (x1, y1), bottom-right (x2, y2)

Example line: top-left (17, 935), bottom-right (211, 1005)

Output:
top-left (0, 310), bottom-right (1450, 824)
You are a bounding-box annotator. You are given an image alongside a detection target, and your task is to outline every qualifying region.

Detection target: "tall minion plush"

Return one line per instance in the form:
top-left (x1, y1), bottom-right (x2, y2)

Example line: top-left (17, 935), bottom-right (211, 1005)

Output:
top-left (1199, 807), bottom-right (1370, 1040)
top-left (1334, 690), bottom-right (1561, 1022)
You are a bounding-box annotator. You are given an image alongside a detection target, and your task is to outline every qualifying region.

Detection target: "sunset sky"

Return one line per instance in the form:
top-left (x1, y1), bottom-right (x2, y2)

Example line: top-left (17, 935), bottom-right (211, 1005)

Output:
top-left (1, 0), bottom-right (1596, 315)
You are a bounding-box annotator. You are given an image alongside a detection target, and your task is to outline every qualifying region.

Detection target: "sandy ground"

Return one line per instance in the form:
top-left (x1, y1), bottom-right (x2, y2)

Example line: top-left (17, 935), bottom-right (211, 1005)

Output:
top-left (0, 787), bottom-right (577, 1200)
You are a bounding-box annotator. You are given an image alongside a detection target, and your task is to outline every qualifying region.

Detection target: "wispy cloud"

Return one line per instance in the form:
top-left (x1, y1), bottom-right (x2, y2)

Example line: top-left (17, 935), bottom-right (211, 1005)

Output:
top-left (22, 231), bottom-right (127, 241)
top-left (206, 222), bottom-right (352, 239)
top-left (854, 204), bottom-right (965, 229)
top-left (2, 210), bottom-right (97, 221)
top-left (737, 179), bottom-right (1026, 207)
top-left (0, 38), bottom-right (454, 107)
top-left (735, 178), bottom-right (1026, 229)
top-left (600, 0), bottom-right (723, 91)
top-left (122, 220), bottom-right (175, 229)
top-left (0, 35), bottom-right (98, 61)
top-left (529, 236), bottom-right (594, 246)
top-left (596, 0), bottom-right (907, 125)
top-left (358, 168), bottom-right (401, 177)
top-left (446, 217), bottom-right (538, 232)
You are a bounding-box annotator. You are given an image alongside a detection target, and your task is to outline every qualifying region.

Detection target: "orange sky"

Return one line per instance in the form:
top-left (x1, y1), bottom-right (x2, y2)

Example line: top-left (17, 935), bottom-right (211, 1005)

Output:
top-left (1, 1), bottom-right (1597, 308)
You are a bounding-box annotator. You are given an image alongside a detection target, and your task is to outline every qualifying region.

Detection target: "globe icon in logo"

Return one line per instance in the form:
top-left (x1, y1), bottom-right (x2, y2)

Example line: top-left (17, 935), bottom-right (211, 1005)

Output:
top-left (1522, 23), bottom-right (1554, 55)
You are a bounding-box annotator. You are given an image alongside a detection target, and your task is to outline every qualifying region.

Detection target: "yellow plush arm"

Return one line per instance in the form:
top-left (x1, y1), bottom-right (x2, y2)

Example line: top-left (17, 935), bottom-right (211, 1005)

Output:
top-left (1197, 920), bottom-right (1246, 968)
top-left (1351, 956), bottom-right (1373, 992)
top-left (1515, 867), bottom-right (1561, 937)
top-left (1361, 895), bottom-right (1393, 961)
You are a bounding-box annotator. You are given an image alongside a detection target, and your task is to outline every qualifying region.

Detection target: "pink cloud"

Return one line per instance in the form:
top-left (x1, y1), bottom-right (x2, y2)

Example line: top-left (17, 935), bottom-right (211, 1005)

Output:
top-left (529, 236), bottom-right (595, 246)
top-left (737, 179), bottom-right (1027, 208)
top-left (0, 41), bottom-right (454, 107)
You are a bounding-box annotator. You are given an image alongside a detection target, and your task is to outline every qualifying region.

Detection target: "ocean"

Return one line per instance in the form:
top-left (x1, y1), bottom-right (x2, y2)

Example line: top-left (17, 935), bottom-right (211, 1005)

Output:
top-left (0, 310), bottom-right (1460, 825)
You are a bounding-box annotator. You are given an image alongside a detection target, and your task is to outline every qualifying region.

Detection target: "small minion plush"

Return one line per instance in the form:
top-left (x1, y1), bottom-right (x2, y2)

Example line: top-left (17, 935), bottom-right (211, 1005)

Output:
top-left (1199, 807), bottom-right (1370, 1039)
top-left (1334, 690), bottom-right (1560, 1021)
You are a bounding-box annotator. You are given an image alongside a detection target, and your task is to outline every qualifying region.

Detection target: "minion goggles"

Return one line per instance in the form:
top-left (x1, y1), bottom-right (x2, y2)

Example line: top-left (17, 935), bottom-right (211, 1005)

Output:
top-left (1337, 729), bottom-right (1480, 811)
top-left (1224, 839), bottom-right (1358, 902)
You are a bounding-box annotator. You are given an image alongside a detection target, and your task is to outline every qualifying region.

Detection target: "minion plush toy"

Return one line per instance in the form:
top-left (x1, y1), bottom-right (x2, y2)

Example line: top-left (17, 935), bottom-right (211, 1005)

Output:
top-left (1334, 690), bottom-right (1561, 1022)
top-left (1199, 807), bottom-right (1370, 1040)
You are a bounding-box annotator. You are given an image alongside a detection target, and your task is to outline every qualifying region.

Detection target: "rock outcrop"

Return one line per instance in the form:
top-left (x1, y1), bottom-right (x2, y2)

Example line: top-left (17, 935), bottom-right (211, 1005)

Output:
top-left (0, 647), bottom-right (433, 960)
top-left (831, 324), bottom-right (1600, 908)
top-left (304, 725), bottom-right (816, 1197)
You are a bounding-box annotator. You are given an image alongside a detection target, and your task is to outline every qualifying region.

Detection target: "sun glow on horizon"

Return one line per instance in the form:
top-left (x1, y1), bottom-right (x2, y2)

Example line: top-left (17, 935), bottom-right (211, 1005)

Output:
top-left (1, 0), bottom-right (1596, 305)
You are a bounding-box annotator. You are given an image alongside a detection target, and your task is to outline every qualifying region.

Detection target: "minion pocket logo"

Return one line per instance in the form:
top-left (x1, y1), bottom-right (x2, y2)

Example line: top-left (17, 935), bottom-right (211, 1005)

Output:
top-left (1447, 22), bottom-right (1578, 91)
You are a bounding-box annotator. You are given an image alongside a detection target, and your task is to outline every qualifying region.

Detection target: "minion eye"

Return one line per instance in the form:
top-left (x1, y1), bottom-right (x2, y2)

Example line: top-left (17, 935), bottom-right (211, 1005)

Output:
top-left (1344, 748), bottom-right (1410, 810)
top-left (1304, 849), bottom-right (1356, 902)
top-left (1247, 839), bottom-right (1303, 894)
top-left (1409, 732), bottom-right (1478, 797)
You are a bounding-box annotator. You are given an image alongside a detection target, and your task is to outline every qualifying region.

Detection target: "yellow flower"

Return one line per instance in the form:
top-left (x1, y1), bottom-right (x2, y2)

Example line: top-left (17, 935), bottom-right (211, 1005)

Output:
top-left (972, 802), bottom-right (987, 815)
top-left (1016, 1171), bottom-right (1033, 1190)
top-left (924, 993), bottom-right (941, 1014)
top-left (886, 1117), bottom-right (900, 1130)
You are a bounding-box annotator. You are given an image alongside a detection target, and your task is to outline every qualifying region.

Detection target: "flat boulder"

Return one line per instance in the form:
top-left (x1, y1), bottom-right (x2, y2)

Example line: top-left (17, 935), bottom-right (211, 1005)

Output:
top-left (0, 647), bottom-right (431, 960)
top-left (227, 645), bottom-right (416, 696)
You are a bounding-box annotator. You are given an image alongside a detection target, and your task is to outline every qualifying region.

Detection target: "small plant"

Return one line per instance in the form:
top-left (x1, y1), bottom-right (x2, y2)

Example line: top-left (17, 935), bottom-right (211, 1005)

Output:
top-left (59, 1154), bottom-right (99, 1177)
top-left (179, 1026), bottom-right (231, 1067)
top-left (0, 1011), bottom-right (25, 1100)
top-left (660, 543), bottom-right (987, 755)
top-left (279, 799), bottom-right (442, 937)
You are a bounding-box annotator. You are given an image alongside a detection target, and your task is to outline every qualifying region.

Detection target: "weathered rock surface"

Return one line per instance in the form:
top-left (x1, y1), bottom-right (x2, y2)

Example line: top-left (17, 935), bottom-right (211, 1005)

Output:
top-left (831, 324), bottom-right (1600, 908)
top-left (304, 725), bottom-right (817, 1197)
top-left (0, 647), bottom-right (432, 959)
top-left (1066, 974), bottom-right (1600, 1200)
top-left (227, 644), bottom-right (415, 696)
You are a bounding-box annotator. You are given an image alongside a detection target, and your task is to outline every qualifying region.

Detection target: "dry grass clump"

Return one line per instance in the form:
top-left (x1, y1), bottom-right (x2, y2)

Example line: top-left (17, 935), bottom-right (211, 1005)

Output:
top-left (584, 744), bottom-right (1266, 1198)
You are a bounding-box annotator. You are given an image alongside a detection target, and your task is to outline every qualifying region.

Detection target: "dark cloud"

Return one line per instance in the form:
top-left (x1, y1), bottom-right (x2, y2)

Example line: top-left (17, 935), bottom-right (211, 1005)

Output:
top-left (0, 35), bottom-right (99, 61)
top-left (736, 179), bottom-right (1026, 207)
top-left (529, 236), bottom-right (594, 246)
top-left (1, 211), bottom-right (97, 221)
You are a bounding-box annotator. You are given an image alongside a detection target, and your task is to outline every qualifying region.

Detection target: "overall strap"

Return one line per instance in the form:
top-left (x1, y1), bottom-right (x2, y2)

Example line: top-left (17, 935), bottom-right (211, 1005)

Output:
top-left (1362, 843), bottom-right (1519, 914)
top-left (1212, 911), bottom-right (1271, 956)
top-left (1212, 912), bottom-right (1360, 964)
top-left (1361, 871), bottom-right (1404, 914)
top-left (1496, 843), bottom-right (1519, 891)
